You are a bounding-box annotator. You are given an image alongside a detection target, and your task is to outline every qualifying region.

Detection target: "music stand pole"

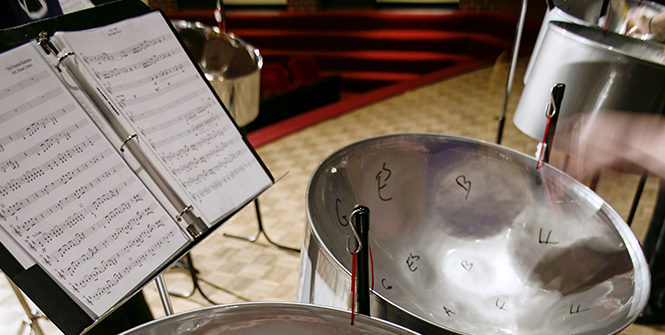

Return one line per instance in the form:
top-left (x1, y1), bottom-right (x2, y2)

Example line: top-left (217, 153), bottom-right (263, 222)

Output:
top-left (155, 274), bottom-right (174, 316)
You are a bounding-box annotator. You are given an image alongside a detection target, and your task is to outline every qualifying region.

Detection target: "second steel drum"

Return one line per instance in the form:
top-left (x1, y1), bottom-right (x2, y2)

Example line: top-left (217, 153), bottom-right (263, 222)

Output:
top-left (524, 0), bottom-right (665, 83)
top-left (514, 21), bottom-right (665, 141)
top-left (298, 133), bottom-right (650, 335)
top-left (172, 20), bottom-right (261, 127)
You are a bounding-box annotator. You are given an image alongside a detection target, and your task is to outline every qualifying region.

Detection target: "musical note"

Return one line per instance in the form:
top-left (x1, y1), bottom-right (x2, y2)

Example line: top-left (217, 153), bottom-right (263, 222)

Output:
top-left (62, 203), bottom-right (156, 275)
top-left (0, 136), bottom-right (100, 196)
top-left (141, 99), bottom-right (216, 137)
top-left (70, 217), bottom-right (169, 293)
top-left (116, 74), bottom-right (199, 108)
top-left (25, 177), bottom-right (137, 254)
top-left (80, 229), bottom-right (176, 304)
top-left (178, 146), bottom-right (244, 186)
top-left (0, 103), bottom-right (74, 150)
top-left (94, 48), bottom-right (183, 80)
top-left (4, 157), bottom-right (119, 235)
top-left (193, 158), bottom-right (254, 201)
top-left (0, 119), bottom-right (91, 173)
top-left (107, 62), bottom-right (187, 94)
top-left (126, 90), bottom-right (202, 123)
top-left (82, 34), bottom-right (173, 64)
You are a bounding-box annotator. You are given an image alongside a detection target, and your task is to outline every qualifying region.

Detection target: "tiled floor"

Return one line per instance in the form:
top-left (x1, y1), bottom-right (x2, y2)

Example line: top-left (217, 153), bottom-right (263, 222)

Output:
top-left (2, 59), bottom-right (664, 334)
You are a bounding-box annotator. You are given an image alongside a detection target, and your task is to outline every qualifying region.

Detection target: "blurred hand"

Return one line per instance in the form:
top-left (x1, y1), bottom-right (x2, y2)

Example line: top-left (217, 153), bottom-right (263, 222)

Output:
top-left (553, 111), bottom-right (665, 180)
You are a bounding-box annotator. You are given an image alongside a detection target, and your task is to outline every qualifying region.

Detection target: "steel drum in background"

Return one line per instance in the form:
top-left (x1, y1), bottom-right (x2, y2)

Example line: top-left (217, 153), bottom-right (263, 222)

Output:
top-left (298, 133), bottom-right (650, 335)
top-left (514, 21), bottom-right (665, 141)
top-left (172, 20), bottom-right (261, 127)
top-left (524, 0), bottom-right (665, 84)
top-left (118, 302), bottom-right (418, 335)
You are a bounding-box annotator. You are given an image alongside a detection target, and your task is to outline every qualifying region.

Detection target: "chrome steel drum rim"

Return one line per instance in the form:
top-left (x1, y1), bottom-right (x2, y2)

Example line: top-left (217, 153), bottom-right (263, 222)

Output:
top-left (305, 133), bottom-right (650, 335)
top-left (119, 302), bottom-right (419, 334)
top-left (547, 21), bottom-right (665, 67)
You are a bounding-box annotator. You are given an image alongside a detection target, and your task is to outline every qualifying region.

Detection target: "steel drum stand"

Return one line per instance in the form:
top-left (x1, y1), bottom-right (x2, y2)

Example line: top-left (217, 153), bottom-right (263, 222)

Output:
top-left (222, 126), bottom-right (299, 253)
top-left (224, 198), bottom-right (300, 252)
top-left (5, 275), bottom-right (45, 335)
top-left (496, 0), bottom-right (528, 145)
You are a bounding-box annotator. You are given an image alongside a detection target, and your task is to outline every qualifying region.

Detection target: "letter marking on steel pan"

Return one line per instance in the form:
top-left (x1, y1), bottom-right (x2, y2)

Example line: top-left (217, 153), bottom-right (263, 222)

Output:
top-left (406, 252), bottom-right (420, 272)
top-left (569, 304), bottom-right (590, 315)
top-left (335, 198), bottom-right (348, 226)
top-left (443, 305), bottom-right (455, 317)
top-left (538, 228), bottom-right (558, 245)
top-left (495, 298), bottom-right (507, 312)
top-left (461, 260), bottom-right (473, 271)
top-left (375, 162), bottom-right (393, 201)
top-left (455, 175), bottom-right (471, 200)
top-left (381, 278), bottom-right (392, 290)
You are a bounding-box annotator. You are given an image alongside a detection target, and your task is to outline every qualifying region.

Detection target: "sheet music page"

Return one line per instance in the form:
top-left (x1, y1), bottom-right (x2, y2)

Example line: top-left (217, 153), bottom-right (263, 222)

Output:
top-left (55, 11), bottom-right (273, 225)
top-left (0, 43), bottom-right (189, 317)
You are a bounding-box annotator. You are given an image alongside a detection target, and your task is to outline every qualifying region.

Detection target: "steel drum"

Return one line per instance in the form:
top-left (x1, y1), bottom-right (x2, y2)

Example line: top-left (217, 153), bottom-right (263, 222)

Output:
top-left (118, 302), bottom-right (418, 334)
top-left (514, 21), bottom-right (665, 141)
top-left (172, 20), bottom-right (261, 127)
top-left (524, 0), bottom-right (665, 83)
top-left (298, 133), bottom-right (650, 335)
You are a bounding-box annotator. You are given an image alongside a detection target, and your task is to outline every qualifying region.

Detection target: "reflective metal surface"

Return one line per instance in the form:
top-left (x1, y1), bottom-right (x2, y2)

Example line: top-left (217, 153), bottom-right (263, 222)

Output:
top-left (172, 20), bottom-right (261, 127)
top-left (298, 133), bottom-right (650, 335)
top-left (119, 302), bottom-right (418, 334)
top-left (524, 0), bottom-right (665, 83)
top-left (515, 21), bottom-right (665, 140)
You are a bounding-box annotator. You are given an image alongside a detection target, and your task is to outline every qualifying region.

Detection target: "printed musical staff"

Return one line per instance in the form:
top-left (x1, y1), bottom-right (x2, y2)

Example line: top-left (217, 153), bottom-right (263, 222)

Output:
top-left (116, 74), bottom-right (198, 108)
top-left (82, 34), bottom-right (173, 64)
top-left (150, 113), bottom-right (219, 149)
top-left (48, 196), bottom-right (153, 266)
top-left (194, 157), bottom-right (255, 201)
top-left (0, 70), bottom-right (50, 100)
top-left (126, 90), bottom-right (201, 123)
top-left (179, 147), bottom-right (244, 186)
top-left (0, 103), bottom-right (75, 150)
top-left (94, 47), bottom-right (183, 80)
top-left (0, 134), bottom-right (100, 197)
top-left (0, 87), bottom-right (63, 123)
top-left (107, 62), bottom-right (187, 94)
top-left (70, 217), bottom-right (168, 293)
top-left (5, 157), bottom-right (120, 236)
top-left (140, 97), bottom-right (216, 136)
top-left (158, 128), bottom-right (225, 163)
top-left (0, 118), bottom-right (91, 173)
top-left (25, 177), bottom-right (137, 254)
top-left (80, 229), bottom-right (176, 304)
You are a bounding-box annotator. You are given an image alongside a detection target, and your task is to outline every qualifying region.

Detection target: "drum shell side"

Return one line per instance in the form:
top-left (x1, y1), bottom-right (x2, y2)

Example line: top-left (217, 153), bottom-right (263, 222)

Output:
top-left (515, 21), bottom-right (665, 140)
top-left (297, 223), bottom-right (455, 334)
top-left (524, 0), bottom-right (665, 84)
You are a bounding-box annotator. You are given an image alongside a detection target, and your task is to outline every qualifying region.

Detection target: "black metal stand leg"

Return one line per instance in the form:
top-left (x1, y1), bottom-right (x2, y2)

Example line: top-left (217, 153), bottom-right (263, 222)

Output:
top-left (166, 253), bottom-right (221, 305)
top-left (224, 198), bottom-right (300, 252)
top-left (167, 256), bottom-right (197, 298)
top-left (626, 172), bottom-right (648, 226)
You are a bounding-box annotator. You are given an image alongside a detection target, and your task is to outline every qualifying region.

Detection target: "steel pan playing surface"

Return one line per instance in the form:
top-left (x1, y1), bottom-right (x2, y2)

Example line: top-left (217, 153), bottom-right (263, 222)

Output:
top-left (298, 133), bottom-right (650, 335)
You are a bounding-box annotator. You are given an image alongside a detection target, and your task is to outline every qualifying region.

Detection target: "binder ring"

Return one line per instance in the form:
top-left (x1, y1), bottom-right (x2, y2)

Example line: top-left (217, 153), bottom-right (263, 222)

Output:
top-left (176, 205), bottom-right (194, 222)
top-left (120, 134), bottom-right (137, 152)
top-left (56, 52), bottom-right (75, 70)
